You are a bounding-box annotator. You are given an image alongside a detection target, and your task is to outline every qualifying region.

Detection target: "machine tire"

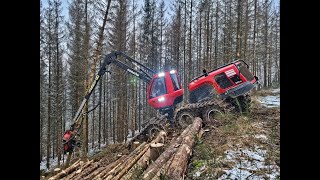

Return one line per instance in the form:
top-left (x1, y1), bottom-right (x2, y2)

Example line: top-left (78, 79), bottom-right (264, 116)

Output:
top-left (177, 111), bottom-right (195, 128)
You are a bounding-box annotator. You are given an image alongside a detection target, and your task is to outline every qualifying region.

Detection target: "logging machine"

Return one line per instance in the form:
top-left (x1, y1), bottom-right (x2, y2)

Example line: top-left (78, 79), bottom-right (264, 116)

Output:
top-left (63, 51), bottom-right (183, 153)
top-left (63, 51), bottom-right (259, 154)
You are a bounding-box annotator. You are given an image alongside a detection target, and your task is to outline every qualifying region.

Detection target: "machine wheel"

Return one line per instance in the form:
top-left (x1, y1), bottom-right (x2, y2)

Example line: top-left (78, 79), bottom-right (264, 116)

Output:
top-left (177, 111), bottom-right (195, 129)
top-left (202, 108), bottom-right (223, 126)
top-left (227, 94), bottom-right (251, 114)
top-left (147, 124), bottom-right (162, 141)
top-left (238, 94), bottom-right (251, 113)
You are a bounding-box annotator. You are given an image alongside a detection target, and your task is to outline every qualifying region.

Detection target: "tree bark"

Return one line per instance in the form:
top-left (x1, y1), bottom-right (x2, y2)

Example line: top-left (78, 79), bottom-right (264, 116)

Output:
top-left (111, 145), bottom-right (150, 179)
top-left (166, 144), bottom-right (191, 179)
top-left (64, 159), bottom-right (93, 179)
top-left (133, 141), bottom-right (140, 150)
top-left (91, 154), bottom-right (128, 180)
top-left (149, 143), bottom-right (164, 162)
top-left (99, 142), bottom-right (147, 179)
top-left (142, 117), bottom-right (202, 180)
top-left (121, 131), bottom-right (167, 179)
top-left (48, 159), bottom-right (81, 180)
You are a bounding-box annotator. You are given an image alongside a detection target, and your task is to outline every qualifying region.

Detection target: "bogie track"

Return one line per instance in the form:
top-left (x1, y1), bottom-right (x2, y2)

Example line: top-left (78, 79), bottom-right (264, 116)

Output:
top-left (174, 94), bottom-right (251, 127)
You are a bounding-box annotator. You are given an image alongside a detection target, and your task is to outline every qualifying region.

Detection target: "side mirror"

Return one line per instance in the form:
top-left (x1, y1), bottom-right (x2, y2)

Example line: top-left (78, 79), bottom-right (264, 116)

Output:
top-left (203, 69), bottom-right (208, 77)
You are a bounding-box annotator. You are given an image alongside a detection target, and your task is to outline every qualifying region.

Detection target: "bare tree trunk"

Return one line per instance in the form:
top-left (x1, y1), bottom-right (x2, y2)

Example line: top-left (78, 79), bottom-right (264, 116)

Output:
top-left (236, 0), bottom-right (242, 59)
top-left (243, 0), bottom-right (249, 62)
top-left (82, 0), bottom-right (111, 155)
top-left (206, 5), bottom-right (210, 69)
top-left (253, 0), bottom-right (257, 75)
top-left (183, 0), bottom-right (187, 103)
top-left (46, 5), bottom-right (53, 168)
top-left (199, 10), bottom-right (202, 70)
top-left (223, 0), bottom-right (227, 64)
top-left (188, 0), bottom-right (193, 81)
top-left (98, 59), bottom-right (102, 149)
top-left (263, 0), bottom-right (268, 88)
top-left (268, 22), bottom-right (273, 88)
top-left (214, 0), bottom-right (219, 68)
top-left (103, 75), bottom-right (107, 145)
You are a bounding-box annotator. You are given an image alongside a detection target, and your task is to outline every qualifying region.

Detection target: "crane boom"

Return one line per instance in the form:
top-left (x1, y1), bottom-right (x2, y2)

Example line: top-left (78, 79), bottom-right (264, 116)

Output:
top-left (63, 51), bottom-right (155, 154)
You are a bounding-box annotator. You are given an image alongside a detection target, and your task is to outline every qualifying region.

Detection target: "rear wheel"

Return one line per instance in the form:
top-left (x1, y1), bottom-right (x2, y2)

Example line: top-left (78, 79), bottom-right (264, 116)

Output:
top-left (238, 94), bottom-right (251, 113)
top-left (227, 94), bottom-right (251, 113)
top-left (202, 108), bottom-right (223, 126)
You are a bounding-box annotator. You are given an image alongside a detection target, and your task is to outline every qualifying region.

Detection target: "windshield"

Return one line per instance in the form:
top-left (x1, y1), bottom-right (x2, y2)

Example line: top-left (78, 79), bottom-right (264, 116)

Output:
top-left (237, 62), bottom-right (254, 81)
top-left (214, 72), bottom-right (234, 89)
top-left (149, 77), bottom-right (167, 98)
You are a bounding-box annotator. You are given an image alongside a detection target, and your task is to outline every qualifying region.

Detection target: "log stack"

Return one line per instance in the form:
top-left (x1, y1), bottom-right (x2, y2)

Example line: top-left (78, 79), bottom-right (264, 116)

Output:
top-left (45, 117), bottom-right (204, 180)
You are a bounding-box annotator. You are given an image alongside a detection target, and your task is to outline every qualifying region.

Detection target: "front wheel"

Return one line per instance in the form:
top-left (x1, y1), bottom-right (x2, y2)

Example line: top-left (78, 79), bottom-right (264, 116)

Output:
top-left (177, 111), bottom-right (194, 128)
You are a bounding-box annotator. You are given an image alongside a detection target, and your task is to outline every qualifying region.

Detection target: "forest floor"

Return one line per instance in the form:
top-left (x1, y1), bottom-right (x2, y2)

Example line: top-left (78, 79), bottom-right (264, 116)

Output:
top-left (186, 88), bottom-right (280, 179)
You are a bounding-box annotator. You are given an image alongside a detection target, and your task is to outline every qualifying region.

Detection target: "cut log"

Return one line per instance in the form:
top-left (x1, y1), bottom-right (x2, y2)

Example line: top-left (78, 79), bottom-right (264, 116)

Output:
top-left (121, 130), bottom-right (168, 180)
top-left (142, 117), bottom-right (202, 180)
top-left (82, 166), bottom-right (105, 180)
top-left (64, 159), bottom-right (93, 179)
top-left (99, 142), bottom-right (147, 179)
top-left (70, 160), bottom-right (97, 180)
top-left (166, 144), bottom-right (192, 179)
top-left (149, 143), bottom-right (164, 162)
top-left (150, 153), bottom-right (175, 180)
top-left (48, 159), bottom-right (81, 180)
top-left (111, 145), bottom-right (150, 179)
top-left (53, 168), bottom-right (61, 175)
top-left (141, 137), bottom-right (184, 179)
top-left (92, 155), bottom-right (128, 180)
top-left (132, 141), bottom-right (140, 150)
top-left (166, 117), bottom-right (202, 179)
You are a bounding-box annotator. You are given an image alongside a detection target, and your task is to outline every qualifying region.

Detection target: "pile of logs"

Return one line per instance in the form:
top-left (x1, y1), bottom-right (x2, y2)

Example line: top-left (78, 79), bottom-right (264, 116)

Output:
top-left (47, 117), bottom-right (203, 180)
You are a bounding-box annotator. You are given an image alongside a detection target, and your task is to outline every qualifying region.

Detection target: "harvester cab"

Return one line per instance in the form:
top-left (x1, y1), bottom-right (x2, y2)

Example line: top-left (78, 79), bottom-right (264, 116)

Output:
top-left (147, 70), bottom-right (184, 119)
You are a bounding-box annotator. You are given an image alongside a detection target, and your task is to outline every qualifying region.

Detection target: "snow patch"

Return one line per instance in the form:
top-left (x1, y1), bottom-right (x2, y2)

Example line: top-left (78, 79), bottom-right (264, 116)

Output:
top-left (193, 165), bottom-right (207, 178)
top-left (257, 95), bottom-right (280, 108)
top-left (40, 155), bottom-right (68, 172)
top-left (271, 88), bottom-right (280, 94)
top-left (255, 134), bottom-right (268, 141)
top-left (126, 129), bottom-right (142, 142)
top-left (218, 146), bottom-right (279, 180)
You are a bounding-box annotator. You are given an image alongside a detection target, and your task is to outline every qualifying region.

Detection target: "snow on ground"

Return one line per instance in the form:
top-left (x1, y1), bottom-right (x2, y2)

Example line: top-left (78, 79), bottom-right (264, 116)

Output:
top-left (257, 95), bottom-right (280, 108)
top-left (255, 134), bottom-right (268, 141)
top-left (271, 88), bottom-right (280, 94)
top-left (218, 146), bottom-right (280, 180)
top-left (40, 155), bottom-right (68, 172)
top-left (193, 165), bottom-right (208, 178)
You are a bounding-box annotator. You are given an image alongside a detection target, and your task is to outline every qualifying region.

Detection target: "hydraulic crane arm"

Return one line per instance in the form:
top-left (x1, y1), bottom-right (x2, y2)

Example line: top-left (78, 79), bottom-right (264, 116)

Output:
top-left (72, 51), bottom-right (154, 127)
top-left (63, 51), bottom-right (155, 153)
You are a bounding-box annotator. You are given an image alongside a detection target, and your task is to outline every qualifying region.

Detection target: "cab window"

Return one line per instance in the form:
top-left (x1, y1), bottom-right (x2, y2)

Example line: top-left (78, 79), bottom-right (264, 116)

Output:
top-left (170, 74), bottom-right (181, 91)
top-left (150, 77), bottom-right (167, 98)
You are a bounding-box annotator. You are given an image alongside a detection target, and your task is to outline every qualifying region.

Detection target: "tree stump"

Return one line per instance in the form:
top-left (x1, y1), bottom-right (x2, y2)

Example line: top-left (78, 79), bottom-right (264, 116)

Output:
top-left (132, 141), bottom-right (140, 150)
top-left (149, 143), bottom-right (164, 162)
